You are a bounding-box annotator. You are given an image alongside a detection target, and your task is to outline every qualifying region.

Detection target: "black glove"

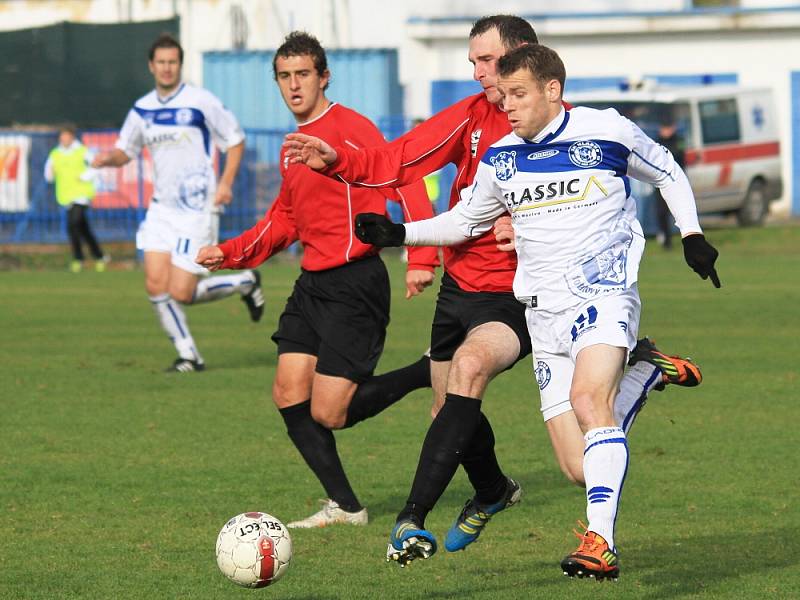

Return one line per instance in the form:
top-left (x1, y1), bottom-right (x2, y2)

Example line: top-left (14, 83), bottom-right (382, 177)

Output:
top-left (354, 213), bottom-right (406, 247)
top-left (682, 233), bottom-right (721, 288)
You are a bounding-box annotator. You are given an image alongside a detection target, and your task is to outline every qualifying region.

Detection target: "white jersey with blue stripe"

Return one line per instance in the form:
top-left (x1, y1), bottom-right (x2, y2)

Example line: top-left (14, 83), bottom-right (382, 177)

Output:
top-left (443, 106), bottom-right (701, 311)
top-left (115, 83), bottom-right (244, 213)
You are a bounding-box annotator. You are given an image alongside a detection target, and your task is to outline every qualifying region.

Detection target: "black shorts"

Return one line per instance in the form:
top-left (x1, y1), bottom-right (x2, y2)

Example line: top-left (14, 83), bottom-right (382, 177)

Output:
top-left (429, 272), bottom-right (531, 365)
top-left (271, 255), bottom-right (390, 383)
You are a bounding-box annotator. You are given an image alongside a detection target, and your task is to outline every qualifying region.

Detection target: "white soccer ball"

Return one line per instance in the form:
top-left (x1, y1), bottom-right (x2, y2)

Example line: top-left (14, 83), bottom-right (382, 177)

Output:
top-left (215, 512), bottom-right (293, 588)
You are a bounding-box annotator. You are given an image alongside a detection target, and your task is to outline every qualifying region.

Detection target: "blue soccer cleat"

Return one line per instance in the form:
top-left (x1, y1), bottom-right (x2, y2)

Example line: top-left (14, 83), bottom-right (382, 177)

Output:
top-left (386, 519), bottom-right (437, 567)
top-left (445, 477), bottom-right (522, 552)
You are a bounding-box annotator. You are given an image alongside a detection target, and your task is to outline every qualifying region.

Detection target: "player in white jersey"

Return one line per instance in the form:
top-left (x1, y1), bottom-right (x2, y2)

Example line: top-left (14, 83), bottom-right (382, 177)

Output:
top-left (354, 44), bottom-right (720, 579)
top-left (93, 34), bottom-right (264, 372)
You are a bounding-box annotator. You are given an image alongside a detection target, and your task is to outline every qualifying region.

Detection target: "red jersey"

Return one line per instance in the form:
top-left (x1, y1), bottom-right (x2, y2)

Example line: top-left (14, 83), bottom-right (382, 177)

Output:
top-left (325, 93), bottom-right (513, 292)
top-left (219, 103), bottom-right (438, 272)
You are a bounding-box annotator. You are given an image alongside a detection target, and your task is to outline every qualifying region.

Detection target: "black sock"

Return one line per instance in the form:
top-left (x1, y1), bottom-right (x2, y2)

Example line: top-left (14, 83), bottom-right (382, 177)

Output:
top-left (461, 413), bottom-right (508, 506)
top-left (396, 393), bottom-right (482, 526)
top-left (342, 355), bottom-right (431, 429)
top-left (279, 400), bottom-right (362, 512)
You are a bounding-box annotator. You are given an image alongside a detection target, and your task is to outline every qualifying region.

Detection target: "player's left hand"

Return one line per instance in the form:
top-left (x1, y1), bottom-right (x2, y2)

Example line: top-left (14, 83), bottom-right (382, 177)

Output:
top-left (215, 181), bottom-right (234, 206)
top-left (354, 213), bottom-right (406, 247)
top-left (682, 233), bottom-right (721, 288)
top-left (405, 269), bottom-right (435, 299)
top-left (195, 245), bottom-right (225, 271)
top-left (493, 215), bottom-right (515, 252)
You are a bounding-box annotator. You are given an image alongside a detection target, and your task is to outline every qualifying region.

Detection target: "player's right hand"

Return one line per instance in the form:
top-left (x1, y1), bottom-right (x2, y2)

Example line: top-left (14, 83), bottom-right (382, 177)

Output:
top-left (493, 215), bottom-right (515, 252)
top-left (195, 245), bottom-right (225, 271)
top-left (283, 133), bottom-right (338, 170)
top-left (90, 152), bottom-right (109, 168)
top-left (354, 213), bottom-right (406, 247)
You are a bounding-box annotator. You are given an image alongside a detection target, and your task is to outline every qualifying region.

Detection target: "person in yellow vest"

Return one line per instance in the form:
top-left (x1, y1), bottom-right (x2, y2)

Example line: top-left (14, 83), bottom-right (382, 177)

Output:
top-left (44, 125), bottom-right (108, 272)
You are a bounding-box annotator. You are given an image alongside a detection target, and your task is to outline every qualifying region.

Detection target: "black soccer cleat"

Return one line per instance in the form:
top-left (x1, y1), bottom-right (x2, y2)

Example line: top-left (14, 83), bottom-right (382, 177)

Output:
top-left (241, 270), bottom-right (265, 322)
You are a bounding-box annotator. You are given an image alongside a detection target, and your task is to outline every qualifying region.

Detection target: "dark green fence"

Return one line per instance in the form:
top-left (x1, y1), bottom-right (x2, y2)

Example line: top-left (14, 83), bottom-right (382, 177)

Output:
top-left (0, 18), bottom-right (179, 128)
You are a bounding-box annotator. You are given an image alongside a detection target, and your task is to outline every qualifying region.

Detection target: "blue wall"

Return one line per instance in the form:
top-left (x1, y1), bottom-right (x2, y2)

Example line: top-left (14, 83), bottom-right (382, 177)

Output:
top-left (203, 49), bottom-right (404, 137)
top-left (430, 80), bottom-right (481, 114)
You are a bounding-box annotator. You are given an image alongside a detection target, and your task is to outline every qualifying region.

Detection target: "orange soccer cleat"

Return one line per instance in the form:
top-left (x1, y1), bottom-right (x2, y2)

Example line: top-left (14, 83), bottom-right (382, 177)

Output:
top-left (560, 523), bottom-right (619, 581)
top-left (628, 337), bottom-right (702, 389)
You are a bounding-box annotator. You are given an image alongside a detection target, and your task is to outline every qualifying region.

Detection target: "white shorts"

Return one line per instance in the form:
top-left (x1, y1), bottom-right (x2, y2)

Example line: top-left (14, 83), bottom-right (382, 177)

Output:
top-left (528, 286), bottom-right (641, 422)
top-left (136, 203), bottom-right (219, 275)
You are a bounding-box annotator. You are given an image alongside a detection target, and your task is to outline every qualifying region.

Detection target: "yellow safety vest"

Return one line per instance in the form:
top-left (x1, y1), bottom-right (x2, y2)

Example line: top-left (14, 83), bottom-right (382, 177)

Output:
top-left (48, 144), bottom-right (95, 206)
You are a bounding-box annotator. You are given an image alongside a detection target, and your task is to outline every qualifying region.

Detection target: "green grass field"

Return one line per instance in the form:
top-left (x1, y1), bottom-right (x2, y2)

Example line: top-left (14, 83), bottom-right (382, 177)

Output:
top-left (1, 225), bottom-right (798, 599)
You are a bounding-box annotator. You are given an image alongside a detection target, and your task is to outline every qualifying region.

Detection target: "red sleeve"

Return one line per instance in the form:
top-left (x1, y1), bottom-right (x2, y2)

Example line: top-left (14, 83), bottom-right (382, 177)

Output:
top-left (393, 178), bottom-right (439, 272)
top-left (217, 183), bottom-right (298, 270)
top-left (323, 97), bottom-right (474, 188)
top-left (335, 108), bottom-right (440, 271)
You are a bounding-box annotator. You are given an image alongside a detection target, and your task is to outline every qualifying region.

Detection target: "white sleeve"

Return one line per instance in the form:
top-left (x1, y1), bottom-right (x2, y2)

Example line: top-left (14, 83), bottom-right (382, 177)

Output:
top-left (203, 91), bottom-right (245, 151)
top-left (115, 108), bottom-right (145, 159)
top-left (43, 155), bottom-right (54, 182)
top-left (403, 209), bottom-right (473, 246)
top-left (78, 146), bottom-right (98, 182)
top-left (625, 118), bottom-right (701, 236)
top-left (404, 162), bottom-right (506, 246)
top-left (83, 147), bottom-right (96, 166)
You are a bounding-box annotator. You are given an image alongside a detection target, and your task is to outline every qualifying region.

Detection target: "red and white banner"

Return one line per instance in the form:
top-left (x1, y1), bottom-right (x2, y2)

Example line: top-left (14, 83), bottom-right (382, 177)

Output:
top-left (0, 135), bottom-right (30, 212)
top-left (82, 131), bottom-right (154, 209)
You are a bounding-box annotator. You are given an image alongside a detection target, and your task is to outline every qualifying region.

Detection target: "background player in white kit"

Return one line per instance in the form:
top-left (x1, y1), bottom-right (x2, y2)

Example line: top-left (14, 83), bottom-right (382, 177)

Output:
top-left (93, 34), bottom-right (263, 372)
top-left (355, 44), bottom-right (720, 579)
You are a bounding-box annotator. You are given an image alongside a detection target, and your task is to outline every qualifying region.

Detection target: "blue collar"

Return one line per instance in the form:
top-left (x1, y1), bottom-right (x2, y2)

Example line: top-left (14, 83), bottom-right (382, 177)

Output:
top-left (157, 83), bottom-right (185, 105)
top-left (524, 109), bottom-right (570, 145)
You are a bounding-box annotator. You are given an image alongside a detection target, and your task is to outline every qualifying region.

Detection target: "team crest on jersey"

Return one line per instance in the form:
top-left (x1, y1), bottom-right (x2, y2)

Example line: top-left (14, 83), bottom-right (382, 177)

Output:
top-left (176, 108), bottom-right (193, 125)
top-left (535, 361), bottom-right (551, 390)
top-left (490, 150), bottom-right (517, 181)
top-left (470, 129), bottom-right (483, 157)
top-left (178, 169), bottom-right (211, 211)
top-left (568, 141), bottom-right (603, 168)
top-left (566, 229), bottom-right (632, 299)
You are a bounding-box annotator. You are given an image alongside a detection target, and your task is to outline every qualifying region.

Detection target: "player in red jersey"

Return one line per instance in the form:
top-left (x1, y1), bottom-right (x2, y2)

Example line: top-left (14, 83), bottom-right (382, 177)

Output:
top-left (196, 32), bottom-right (438, 529)
top-left (285, 17), bottom-right (700, 564)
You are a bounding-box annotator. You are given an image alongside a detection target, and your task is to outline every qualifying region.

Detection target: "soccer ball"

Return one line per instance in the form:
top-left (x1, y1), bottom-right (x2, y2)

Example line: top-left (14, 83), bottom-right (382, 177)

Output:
top-left (215, 512), bottom-right (292, 588)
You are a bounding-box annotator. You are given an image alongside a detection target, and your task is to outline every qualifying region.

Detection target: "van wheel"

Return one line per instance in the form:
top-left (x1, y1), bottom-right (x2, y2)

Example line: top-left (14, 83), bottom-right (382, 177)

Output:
top-left (736, 180), bottom-right (768, 227)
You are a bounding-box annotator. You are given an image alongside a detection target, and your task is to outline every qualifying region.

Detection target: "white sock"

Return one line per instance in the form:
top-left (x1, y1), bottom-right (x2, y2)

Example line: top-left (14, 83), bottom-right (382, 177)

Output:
top-left (614, 362), bottom-right (662, 434)
top-left (583, 426), bottom-right (628, 550)
top-left (149, 293), bottom-right (203, 363)
top-left (192, 271), bottom-right (255, 304)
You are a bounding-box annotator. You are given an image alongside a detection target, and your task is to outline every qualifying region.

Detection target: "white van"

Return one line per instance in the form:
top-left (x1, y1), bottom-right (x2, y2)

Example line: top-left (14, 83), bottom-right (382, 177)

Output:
top-left (568, 85), bottom-right (782, 226)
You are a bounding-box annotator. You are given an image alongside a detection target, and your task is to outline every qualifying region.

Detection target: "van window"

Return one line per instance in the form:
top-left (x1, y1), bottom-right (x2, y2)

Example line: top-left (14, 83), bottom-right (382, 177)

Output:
top-left (575, 100), bottom-right (692, 142)
top-left (699, 98), bottom-right (740, 145)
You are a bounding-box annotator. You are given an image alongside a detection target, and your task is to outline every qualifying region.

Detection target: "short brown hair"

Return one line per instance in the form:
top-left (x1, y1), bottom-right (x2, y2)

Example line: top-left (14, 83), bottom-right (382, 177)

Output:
top-left (58, 123), bottom-right (77, 136)
top-left (149, 33), bottom-right (183, 64)
top-left (498, 44), bottom-right (566, 95)
top-left (469, 15), bottom-right (538, 51)
top-left (272, 31), bottom-right (329, 90)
